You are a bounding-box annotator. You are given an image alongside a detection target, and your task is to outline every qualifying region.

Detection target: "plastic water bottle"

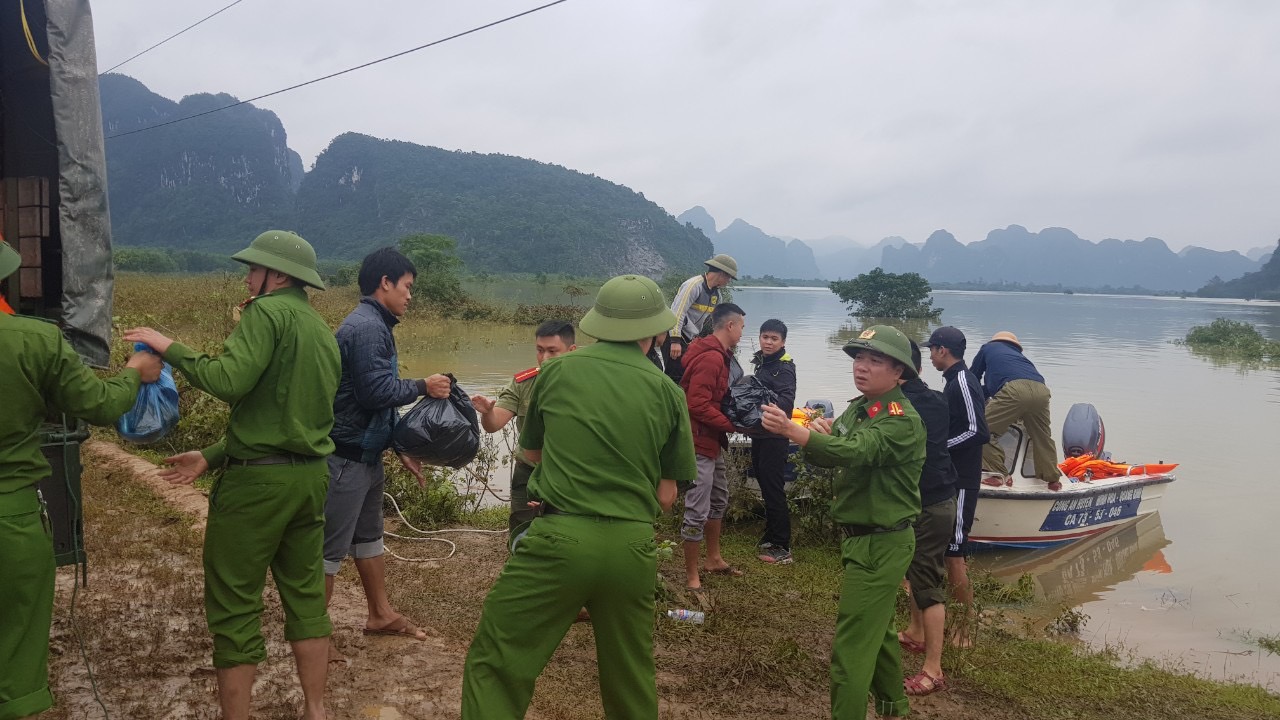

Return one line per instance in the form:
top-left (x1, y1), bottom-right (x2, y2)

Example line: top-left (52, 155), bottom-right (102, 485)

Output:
top-left (666, 609), bottom-right (705, 624)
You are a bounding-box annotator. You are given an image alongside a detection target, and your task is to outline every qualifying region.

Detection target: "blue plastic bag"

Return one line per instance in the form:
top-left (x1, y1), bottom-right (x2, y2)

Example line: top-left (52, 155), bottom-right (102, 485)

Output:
top-left (116, 342), bottom-right (180, 444)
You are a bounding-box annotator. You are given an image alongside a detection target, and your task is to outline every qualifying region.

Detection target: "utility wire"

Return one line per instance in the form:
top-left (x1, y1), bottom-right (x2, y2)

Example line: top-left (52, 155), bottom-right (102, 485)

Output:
top-left (100, 0), bottom-right (248, 76)
top-left (105, 0), bottom-right (570, 140)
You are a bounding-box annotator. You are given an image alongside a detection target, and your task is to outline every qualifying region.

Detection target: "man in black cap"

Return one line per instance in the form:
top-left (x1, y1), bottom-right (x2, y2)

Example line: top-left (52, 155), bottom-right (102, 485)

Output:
top-left (924, 326), bottom-right (988, 648)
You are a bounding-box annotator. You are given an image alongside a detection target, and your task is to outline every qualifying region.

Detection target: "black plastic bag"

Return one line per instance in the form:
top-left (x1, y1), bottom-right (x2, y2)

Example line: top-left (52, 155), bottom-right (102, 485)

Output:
top-left (392, 376), bottom-right (480, 468)
top-left (721, 375), bottom-right (779, 437)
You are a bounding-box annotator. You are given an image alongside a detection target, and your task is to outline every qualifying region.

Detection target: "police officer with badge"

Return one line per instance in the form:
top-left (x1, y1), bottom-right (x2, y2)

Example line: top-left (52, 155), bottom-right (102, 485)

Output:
top-left (470, 319), bottom-right (577, 549)
top-left (125, 230), bottom-right (340, 720)
top-left (462, 275), bottom-right (697, 720)
top-left (761, 324), bottom-right (925, 719)
top-left (1, 239), bottom-right (161, 720)
top-left (662, 254), bottom-right (738, 382)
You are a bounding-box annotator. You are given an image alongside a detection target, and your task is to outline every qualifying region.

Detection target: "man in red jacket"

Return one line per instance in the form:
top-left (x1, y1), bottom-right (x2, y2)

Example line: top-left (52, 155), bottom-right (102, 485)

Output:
top-left (679, 302), bottom-right (747, 591)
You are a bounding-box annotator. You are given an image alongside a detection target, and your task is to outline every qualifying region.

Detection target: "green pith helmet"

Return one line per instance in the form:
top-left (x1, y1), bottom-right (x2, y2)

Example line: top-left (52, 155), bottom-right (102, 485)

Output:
top-left (705, 254), bottom-right (738, 279)
top-left (842, 324), bottom-right (919, 379)
top-left (580, 274), bottom-right (677, 342)
top-left (0, 239), bottom-right (19, 281)
top-left (231, 230), bottom-right (326, 290)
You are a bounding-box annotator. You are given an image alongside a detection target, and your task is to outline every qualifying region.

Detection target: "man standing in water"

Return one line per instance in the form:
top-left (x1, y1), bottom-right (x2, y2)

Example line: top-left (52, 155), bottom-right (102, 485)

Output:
top-left (761, 325), bottom-right (924, 719)
top-left (970, 331), bottom-right (1058, 489)
top-left (662, 254), bottom-right (738, 382)
top-left (126, 230), bottom-right (340, 720)
top-left (470, 319), bottom-right (577, 549)
top-left (325, 247), bottom-right (452, 658)
top-left (462, 275), bottom-right (696, 719)
top-left (925, 326), bottom-right (988, 649)
top-left (1, 239), bottom-right (162, 720)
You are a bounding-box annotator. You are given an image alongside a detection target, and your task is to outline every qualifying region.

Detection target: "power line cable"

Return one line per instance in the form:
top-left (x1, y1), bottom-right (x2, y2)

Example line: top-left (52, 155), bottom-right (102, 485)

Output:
top-left (100, 0), bottom-right (248, 76)
top-left (105, 0), bottom-right (570, 141)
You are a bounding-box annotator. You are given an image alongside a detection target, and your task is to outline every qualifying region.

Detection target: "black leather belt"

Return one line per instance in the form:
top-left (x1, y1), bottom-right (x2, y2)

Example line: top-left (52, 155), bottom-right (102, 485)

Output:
top-left (227, 453), bottom-right (320, 467)
top-left (840, 519), bottom-right (911, 538)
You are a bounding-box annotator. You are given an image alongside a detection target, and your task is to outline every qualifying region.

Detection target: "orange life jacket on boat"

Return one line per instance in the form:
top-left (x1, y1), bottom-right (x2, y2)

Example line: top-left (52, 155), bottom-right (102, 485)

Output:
top-left (1057, 454), bottom-right (1178, 479)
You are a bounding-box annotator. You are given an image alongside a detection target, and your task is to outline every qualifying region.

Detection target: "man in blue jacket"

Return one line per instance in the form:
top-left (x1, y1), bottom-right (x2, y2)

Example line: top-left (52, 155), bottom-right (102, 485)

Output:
top-left (969, 330), bottom-right (1060, 490)
top-left (325, 248), bottom-right (451, 655)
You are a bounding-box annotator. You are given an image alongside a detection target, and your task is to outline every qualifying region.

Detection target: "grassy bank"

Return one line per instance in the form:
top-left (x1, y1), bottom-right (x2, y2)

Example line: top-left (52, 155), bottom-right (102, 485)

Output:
top-left (86, 273), bottom-right (1280, 718)
top-left (55, 445), bottom-right (1280, 719)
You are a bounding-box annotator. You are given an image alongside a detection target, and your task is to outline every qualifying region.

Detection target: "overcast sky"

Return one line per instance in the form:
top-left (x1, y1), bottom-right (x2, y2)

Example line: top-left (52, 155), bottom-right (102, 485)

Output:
top-left (91, 0), bottom-right (1280, 253)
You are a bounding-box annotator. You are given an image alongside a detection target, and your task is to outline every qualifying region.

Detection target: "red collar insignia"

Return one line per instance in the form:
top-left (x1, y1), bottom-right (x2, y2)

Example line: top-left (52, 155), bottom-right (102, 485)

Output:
top-left (513, 366), bottom-right (540, 383)
top-left (867, 401), bottom-right (882, 418)
top-left (888, 401), bottom-right (904, 417)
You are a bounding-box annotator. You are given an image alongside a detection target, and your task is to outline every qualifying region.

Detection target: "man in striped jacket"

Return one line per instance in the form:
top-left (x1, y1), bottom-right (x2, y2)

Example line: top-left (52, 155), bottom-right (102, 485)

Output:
top-left (661, 254), bottom-right (738, 382)
top-left (925, 326), bottom-right (988, 649)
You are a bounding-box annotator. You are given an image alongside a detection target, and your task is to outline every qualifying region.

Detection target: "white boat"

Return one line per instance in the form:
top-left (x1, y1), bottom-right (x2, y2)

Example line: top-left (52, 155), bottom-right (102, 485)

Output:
top-left (968, 419), bottom-right (1176, 550)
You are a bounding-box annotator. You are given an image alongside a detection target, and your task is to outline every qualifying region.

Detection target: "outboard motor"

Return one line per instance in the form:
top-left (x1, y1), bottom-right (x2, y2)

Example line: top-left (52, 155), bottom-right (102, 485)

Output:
top-left (805, 399), bottom-right (835, 419)
top-left (1062, 403), bottom-right (1107, 460)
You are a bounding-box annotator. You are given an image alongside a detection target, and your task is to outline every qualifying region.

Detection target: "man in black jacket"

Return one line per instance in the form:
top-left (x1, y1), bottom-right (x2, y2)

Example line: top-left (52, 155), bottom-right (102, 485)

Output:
top-left (897, 341), bottom-right (956, 696)
top-left (925, 325), bottom-right (989, 649)
top-left (750, 319), bottom-right (797, 564)
top-left (325, 248), bottom-right (451, 656)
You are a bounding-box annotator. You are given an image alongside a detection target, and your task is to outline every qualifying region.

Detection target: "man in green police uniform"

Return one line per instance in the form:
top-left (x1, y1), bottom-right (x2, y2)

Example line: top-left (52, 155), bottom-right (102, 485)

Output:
top-left (462, 275), bottom-right (697, 720)
top-left (761, 324), bottom-right (925, 719)
top-left (124, 230), bottom-right (340, 720)
top-left (469, 319), bottom-right (577, 550)
top-left (0, 239), bottom-right (162, 720)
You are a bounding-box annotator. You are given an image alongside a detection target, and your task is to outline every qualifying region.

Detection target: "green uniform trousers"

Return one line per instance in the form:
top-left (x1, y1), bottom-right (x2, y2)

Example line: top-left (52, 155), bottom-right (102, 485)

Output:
top-left (463, 513), bottom-right (658, 720)
top-left (982, 378), bottom-right (1059, 483)
top-left (507, 461), bottom-right (537, 551)
top-left (205, 460), bottom-right (332, 668)
top-left (831, 528), bottom-right (915, 719)
top-left (0, 487), bottom-right (56, 720)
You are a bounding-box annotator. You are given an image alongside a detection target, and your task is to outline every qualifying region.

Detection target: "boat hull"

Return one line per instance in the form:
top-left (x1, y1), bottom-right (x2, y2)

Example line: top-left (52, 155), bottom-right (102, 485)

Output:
top-left (968, 473), bottom-right (1174, 550)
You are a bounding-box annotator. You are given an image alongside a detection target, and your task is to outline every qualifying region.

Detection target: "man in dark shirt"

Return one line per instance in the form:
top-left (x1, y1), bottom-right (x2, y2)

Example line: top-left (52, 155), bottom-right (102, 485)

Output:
top-left (326, 248), bottom-right (451, 654)
top-left (897, 341), bottom-right (956, 695)
top-left (750, 319), bottom-right (797, 565)
top-left (925, 326), bottom-right (989, 649)
top-left (970, 330), bottom-right (1060, 489)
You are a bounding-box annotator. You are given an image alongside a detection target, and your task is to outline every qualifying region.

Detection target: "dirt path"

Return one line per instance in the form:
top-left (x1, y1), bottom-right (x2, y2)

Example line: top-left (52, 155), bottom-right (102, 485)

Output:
top-left (52, 441), bottom-right (1246, 720)
top-left (46, 441), bottom-right (475, 720)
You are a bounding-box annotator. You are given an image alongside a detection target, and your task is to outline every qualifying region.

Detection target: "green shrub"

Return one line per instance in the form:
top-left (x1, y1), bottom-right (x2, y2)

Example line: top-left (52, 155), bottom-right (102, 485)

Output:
top-left (1177, 318), bottom-right (1280, 362)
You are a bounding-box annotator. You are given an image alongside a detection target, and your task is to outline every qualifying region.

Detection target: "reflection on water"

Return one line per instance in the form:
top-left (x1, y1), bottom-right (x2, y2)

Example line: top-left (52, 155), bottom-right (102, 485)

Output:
top-left (974, 513), bottom-right (1171, 606)
top-left (401, 286), bottom-right (1280, 686)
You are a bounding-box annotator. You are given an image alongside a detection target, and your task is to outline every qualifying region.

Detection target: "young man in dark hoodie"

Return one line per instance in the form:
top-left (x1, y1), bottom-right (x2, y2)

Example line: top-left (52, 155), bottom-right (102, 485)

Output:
top-left (751, 319), bottom-right (797, 565)
top-left (680, 303), bottom-right (747, 591)
top-left (925, 326), bottom-right (989, 649)
top-left (897, 341), bottom-right (957, 696)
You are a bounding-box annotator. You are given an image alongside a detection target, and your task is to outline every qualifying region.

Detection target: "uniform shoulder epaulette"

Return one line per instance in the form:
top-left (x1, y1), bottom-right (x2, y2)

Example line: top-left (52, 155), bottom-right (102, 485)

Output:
top-left (513, 366), bottom-right (540, 383)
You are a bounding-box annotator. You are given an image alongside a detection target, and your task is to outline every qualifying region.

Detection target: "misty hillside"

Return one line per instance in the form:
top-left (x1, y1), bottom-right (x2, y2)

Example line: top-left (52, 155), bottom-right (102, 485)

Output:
top-left (100, 76), bottom-right (711, 276)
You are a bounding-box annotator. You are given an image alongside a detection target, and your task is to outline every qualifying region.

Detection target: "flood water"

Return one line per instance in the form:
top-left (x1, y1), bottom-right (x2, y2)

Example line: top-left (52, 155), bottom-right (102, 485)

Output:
top-left (404, 286), bottom-right (1280, 687)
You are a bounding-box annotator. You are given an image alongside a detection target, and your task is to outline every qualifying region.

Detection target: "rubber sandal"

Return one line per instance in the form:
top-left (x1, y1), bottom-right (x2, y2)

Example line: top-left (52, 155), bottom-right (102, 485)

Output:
top-left (904, 670), bottom-right (947, 696)
top-left (362, 615), bottom-right (428, 640)
top-left (897, 632), bottom-right (926, 655)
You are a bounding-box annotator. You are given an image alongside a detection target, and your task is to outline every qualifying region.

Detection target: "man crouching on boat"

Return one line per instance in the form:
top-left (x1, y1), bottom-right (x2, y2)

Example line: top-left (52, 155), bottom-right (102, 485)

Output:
top-left (761, 324), bottom-right (925, 719)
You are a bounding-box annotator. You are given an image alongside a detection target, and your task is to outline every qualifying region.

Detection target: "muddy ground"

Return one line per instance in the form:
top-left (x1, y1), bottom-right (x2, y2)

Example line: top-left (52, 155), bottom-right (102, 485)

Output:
top-left (43, 440), bottom-right (1276, 720)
